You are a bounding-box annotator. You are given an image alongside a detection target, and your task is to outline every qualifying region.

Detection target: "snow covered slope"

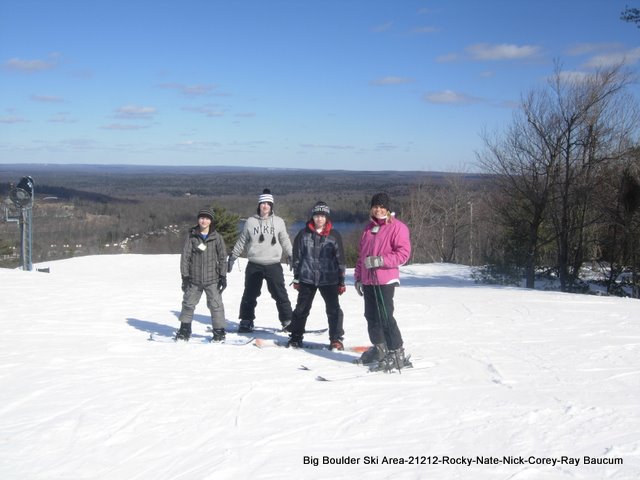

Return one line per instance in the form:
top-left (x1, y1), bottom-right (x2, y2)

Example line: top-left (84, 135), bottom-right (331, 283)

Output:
top-left (1, 255), bottom-right (638, 479)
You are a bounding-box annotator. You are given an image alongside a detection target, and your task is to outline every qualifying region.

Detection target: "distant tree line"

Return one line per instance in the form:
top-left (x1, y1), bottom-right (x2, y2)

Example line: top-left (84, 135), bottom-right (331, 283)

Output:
top-left (0, 172), bottom-right (455, 269)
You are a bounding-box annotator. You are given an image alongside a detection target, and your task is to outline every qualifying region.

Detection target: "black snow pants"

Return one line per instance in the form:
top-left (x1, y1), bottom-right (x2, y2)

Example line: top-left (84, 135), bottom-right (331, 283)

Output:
top-left (363, 283), bottom-right (403, 350)
top-left (238, 262), bottom-right (292, 324)
top-left (288, 282), bottom-right (344, 341)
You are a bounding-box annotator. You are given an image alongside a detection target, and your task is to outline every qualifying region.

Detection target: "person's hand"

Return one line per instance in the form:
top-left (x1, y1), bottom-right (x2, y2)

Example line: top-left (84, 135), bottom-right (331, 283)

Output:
top-left (181, 276), bottom-right (190, 293)
top-left (292, 279), bottom-right (300, 291)
top-left (355, 281), bottom-right (364, 297)
top-left (217, 276), bottom-right (227, 293)
top-left (364, 256), bottom-right (384, 269)
top-left (227, 255), bottom-right (236, 273)
top-left (338, 284), bottom-right (346, 295)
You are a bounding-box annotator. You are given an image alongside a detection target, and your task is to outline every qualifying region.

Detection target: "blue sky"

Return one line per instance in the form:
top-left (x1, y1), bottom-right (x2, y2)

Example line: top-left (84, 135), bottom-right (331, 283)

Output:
top-left (1, 0), bottom-right (638, 171)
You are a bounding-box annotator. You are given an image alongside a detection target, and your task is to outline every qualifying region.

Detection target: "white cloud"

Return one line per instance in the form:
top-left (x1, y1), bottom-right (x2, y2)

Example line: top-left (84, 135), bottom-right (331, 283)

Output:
top-left (374, 143), bottom-right (400, 151)
top-left (436, 53), bottom-right (460, 63)
top-left (182, 105), bottom-right (225, 117)
top-left (3, 53), bottom-right (60, 72)
top-left (114, 105), bottom-right (157, 119)
top-left (370, 76), bottom-right (415, 86)
top-left (0, 115), bottom-right (27, 124)
top-left (565, 42), bottom-right (623, 56)
top-left (466, 43), bottom-right (541, 61)
top-left (300, 143), bottom-right (355, 150)
top-left (49, 113), bottom-right (77, 124)
top-left (172, 140), bottom-right (222, 150)
top-left (58, 138), bottom-right (99, 149)
top-left (555, 70), bottom-right (591, 83)
top-left (101, 123), bottom-right (148, 130)
top-left (371, 21), bottom-right (393, 33)
top-left (159, 83), bottom-right (218, 96)
top-left (31, 95), bottom-right (65, 103)
top-left (423, 90), bottom-right (480, 105)
top-left (583, 47), bottom-right (640, 68)
top-left (411, 26), bottom-right (439, 34)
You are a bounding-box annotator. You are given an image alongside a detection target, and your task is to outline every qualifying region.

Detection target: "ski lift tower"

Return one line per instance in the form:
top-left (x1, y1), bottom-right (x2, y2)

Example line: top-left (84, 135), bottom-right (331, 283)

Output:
top-left (4, 176), bottom-right (34, 271)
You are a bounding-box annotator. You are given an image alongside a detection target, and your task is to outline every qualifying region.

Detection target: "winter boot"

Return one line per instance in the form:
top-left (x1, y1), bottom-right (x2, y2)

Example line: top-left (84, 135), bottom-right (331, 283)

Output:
top-left (287, 333), bottom-right (304, 349)
top-left (175, 322), bottom-right (191, 341)
top-left (238, 319), bottom-right (254, 333)
top-left (355, 343), bottom-right (387, 365)
top-left (211, 328), bottom-right (226, 343)
top-left (329, 339), bottom-right (344, 351)
top-left (375, 348), bottom-right (412, 372)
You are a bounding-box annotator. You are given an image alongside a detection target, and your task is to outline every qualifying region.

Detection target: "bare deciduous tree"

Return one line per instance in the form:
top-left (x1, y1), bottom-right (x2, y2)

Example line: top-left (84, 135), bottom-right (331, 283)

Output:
top-left (478, 62), bottom-right (638, 290)
top-left (405, 175), bottom-right (477, 265)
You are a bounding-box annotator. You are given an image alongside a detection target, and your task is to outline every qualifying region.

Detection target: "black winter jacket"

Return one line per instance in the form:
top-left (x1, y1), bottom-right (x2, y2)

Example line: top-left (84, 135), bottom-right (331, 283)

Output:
top-left (292, 221), bottom-right (346, 287)
top-left (180, 226), bottom-right (227, 286)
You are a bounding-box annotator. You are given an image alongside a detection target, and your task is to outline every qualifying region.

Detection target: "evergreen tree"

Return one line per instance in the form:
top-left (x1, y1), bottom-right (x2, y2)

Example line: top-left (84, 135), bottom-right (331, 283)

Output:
top-left (212, 206), bottom-right (240, 250)
top-left (0, 239), bottom-right (14, 256)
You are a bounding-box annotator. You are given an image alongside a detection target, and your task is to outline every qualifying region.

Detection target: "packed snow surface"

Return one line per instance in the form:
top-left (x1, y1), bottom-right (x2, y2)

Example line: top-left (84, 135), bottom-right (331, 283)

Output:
top-left (1, 255), bottom-right (639, 479)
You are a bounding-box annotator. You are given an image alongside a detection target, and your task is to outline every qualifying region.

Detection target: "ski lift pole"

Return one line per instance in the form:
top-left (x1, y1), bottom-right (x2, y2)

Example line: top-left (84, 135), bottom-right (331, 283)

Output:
top-left (21, 206), bottom-right (33, 271)
top-left (7, 176), bottom-right (34, 271)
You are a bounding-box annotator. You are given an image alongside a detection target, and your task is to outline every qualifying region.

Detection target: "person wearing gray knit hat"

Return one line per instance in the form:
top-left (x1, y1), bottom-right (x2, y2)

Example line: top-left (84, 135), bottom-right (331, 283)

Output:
top-left (198, 207), bottom-right (214, 221)
top-left (175, 204), bottom-right (228, 343)
top-left (228, 188), bottom-right (293, 332)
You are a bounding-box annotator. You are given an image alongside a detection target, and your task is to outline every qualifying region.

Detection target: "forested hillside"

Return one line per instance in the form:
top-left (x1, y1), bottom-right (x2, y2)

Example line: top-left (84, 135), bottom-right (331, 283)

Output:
top-left (0, 165), bottom-right (484, 269)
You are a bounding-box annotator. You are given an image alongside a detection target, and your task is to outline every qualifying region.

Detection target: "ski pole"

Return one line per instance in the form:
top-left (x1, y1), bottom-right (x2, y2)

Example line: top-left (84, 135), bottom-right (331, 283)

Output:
top-left (372, 268), bottom-right (403, 374)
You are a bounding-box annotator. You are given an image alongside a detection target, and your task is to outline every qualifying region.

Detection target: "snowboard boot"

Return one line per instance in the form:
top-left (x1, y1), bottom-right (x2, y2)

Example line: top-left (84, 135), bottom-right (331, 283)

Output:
top-left (375, 348), bottom-right (412, 372)
top-left (175, 322), bottom-right (191, 341)
top-left (355, 343), bottom-right (387, 365)
top-left (211, 328), bottom-right (226, 343)
top-left (238, 319), bottom-right (254, 333)
top-left (287, 333), bottom-right (304, 349)
top-left (329, 339), bottom-right (344, 351)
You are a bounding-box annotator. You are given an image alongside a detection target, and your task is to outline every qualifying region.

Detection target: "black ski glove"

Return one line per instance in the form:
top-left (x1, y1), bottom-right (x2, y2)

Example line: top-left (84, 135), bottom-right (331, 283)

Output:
top-left (218, 276), bottom-right (227, 293)
top-left (181, 276), bottom-right (190, 293)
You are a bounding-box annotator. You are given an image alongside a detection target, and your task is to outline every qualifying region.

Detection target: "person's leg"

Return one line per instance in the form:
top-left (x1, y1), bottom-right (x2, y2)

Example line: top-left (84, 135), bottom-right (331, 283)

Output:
top-left (204, 283), bottom-right (226, 330)
top-left (319, 284), bottom-right (344, 343)
top-left (375, 284), bottom-right (403, 350)
top-left (289, 283), bottom-right (317, 335)
top-left (238, 262), bottom-right (264, 330)
top-left (264, 263), bottom-right (293, 327)
top-left (177, 284), bottom-right (203, 339)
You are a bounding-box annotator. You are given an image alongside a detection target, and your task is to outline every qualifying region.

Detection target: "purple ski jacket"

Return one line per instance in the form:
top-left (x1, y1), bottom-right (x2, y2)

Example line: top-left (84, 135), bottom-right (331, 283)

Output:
top-left (354, 216), bottom-right (411, 286)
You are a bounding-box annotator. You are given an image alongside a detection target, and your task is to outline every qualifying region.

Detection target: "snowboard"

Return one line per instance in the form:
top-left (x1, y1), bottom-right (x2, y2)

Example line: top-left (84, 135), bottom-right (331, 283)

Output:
top-left (253, 338), bottom-right (370, 353)
top-left (210, 326), bottom-right (328, 335)
top-left (148, 333), bottom-right (254, 345)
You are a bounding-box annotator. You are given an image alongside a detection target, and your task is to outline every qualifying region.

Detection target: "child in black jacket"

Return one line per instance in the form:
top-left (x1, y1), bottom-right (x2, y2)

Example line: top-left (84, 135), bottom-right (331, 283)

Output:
top-left (287, 201), bottom-right (346, 350)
